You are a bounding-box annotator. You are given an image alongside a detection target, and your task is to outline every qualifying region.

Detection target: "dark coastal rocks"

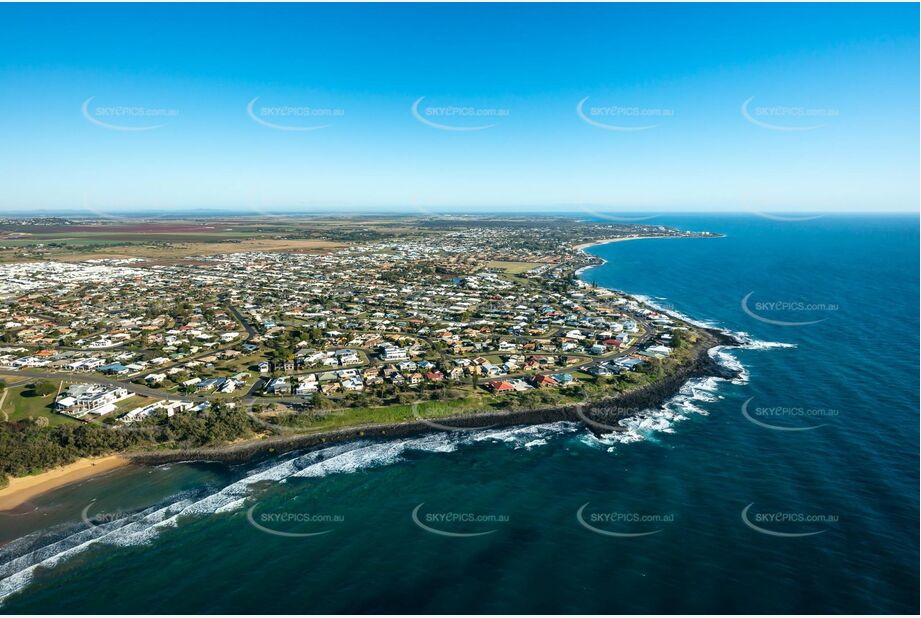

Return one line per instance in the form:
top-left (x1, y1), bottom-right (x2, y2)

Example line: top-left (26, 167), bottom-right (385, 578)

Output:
top-left (577, 329), bottom-right (741, 435)
top-left (127, 329), bottom-right (743, 467)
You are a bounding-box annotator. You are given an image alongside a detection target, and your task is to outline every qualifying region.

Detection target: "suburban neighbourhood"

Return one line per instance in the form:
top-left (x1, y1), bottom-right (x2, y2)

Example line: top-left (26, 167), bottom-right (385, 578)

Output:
top-left (0, 217), bottom-right (711, 435)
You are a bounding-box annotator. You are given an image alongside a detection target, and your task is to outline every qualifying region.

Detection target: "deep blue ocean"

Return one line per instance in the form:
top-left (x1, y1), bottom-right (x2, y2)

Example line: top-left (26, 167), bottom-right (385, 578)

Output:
top-left (0, 214), bottom-right (917, 614)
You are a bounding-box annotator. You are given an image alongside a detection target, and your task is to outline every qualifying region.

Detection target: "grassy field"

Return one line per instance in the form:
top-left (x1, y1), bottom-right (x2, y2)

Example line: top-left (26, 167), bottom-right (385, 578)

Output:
top-left (262, 380), bottom-right (599, 434)
top-left (112, 394), bottom-right (150, 414)
top-left (0, 218), bottom-right (365, 262)
top-left (4, 239), bottom-right (349, 263)
top-left (486, 260), bottom-right (542, 274)
top-left (0, 215), bottom-right (452, 263)
top-left (263, 395), bottom-right (498, 433)
top-left (0, 383), bottom-right (77, 426)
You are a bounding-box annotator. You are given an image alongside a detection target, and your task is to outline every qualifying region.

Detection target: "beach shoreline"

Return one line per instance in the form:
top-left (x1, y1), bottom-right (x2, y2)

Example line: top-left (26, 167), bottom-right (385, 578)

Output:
top-left (0, 455), bottom-right (130, 512)
top-left (572, 232), bottom-right (719, 278)
top-left (572, 235), bottom-right (663, 251)
top-left (2, 230), bottom-right (737, 504)
top-left (125, 327), bottom-right (740, 467)
top-left (0, 333), bottom-right (741, 506)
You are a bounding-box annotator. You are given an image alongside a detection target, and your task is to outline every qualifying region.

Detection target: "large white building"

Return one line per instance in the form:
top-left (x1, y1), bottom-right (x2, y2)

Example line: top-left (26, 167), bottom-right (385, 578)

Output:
top-left (56, 384), bottom-right (131, 418)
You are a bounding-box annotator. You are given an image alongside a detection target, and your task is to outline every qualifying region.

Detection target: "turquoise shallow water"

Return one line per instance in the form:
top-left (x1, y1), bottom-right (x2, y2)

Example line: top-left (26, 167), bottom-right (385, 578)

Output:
top-left (0, 214), bottom-right (917, 613)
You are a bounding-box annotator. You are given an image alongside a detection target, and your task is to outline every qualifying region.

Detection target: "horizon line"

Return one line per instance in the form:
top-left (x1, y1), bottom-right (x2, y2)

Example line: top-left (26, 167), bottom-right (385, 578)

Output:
top-left (1, 209), bottom-right (917, 218)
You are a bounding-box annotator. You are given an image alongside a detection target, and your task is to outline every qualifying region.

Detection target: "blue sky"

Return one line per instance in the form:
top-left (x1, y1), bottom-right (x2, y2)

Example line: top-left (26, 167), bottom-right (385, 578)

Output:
top-left (0, 3), bottom-right (917, 214)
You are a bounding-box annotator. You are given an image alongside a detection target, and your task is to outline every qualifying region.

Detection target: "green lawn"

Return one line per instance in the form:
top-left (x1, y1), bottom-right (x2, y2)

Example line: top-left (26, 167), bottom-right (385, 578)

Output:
top-left (266, 395), bottom-right (500, 433)
top-left (113, 394), bottom-right (149, 414)
top-left (486, 261), bottom-right (542, 274)
top-left (1, 383), bottom-right (78, 426)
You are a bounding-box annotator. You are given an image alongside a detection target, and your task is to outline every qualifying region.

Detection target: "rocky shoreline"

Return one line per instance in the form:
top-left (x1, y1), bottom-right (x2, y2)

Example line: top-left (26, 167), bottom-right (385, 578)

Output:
top-left (126, 328), bottom-right (742, 467)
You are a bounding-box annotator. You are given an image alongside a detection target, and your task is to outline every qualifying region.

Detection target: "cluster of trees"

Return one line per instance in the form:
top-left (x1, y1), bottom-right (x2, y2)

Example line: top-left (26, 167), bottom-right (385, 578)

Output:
top-left (151, 404), bottom-right (253, 447)
top-left (0, 421), bottom-right (142, 480)
top-left (0, 404), bottom-right (255, 486)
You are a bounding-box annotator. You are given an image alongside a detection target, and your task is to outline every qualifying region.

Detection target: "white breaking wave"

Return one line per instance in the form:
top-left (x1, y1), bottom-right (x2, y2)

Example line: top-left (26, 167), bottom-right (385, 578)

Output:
top-left (0, 278), bottom-right (794, 606)
top-left (582, 374), bottom-right (726, 450)
top-left (734, 339), bottom-right (797, 350)
top-left (578, 289), bottom-right (797, 450)
top-left (574, 256), bottom-right (608, 278)
top-left (709, 346), bottom-right (749, 385)
top-left (630, 294), bottom-right (797, 354)
top-left (632, 294), bottom-right (723, 330)
top-left (466, 421), bottom-right (580, 447)
top-left (0, 423), bottom-right (572, 605)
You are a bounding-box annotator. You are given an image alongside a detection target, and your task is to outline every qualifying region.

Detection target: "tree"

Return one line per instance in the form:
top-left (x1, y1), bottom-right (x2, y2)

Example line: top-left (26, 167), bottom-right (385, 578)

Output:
top-left (312, 391), bottom-right (331, 410)
top-left (672, 331), bottom-right (688, 349)
top-left (32, 381), bottom-right (56, 397)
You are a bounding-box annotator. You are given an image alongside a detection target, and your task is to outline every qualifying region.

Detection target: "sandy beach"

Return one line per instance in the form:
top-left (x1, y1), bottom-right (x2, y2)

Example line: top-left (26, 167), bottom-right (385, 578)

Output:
top-left (572, 235), bottom-right (665, 251)
top-left (0, 455), bottom-right (130, 512)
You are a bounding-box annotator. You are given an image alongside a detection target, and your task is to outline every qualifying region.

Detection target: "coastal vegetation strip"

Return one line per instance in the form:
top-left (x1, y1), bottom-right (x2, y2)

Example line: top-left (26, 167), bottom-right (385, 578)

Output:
top-left (0, 215), bottom-right (727, 500)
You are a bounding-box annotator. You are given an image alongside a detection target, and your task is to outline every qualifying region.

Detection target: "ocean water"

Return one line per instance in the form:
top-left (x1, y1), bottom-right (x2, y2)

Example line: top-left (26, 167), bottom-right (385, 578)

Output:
top-left (0, 214), bottom-right (917, 614)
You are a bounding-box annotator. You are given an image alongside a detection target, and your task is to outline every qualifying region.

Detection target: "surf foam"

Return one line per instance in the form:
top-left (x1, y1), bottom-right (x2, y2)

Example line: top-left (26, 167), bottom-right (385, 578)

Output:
top-left (0, 423), bottom-right (575, 605)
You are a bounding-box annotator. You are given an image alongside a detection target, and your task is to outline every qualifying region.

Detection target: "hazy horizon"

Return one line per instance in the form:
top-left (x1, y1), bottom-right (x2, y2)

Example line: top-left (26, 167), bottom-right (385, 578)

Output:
top-left (1, 207), bottom-right (917, 218)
